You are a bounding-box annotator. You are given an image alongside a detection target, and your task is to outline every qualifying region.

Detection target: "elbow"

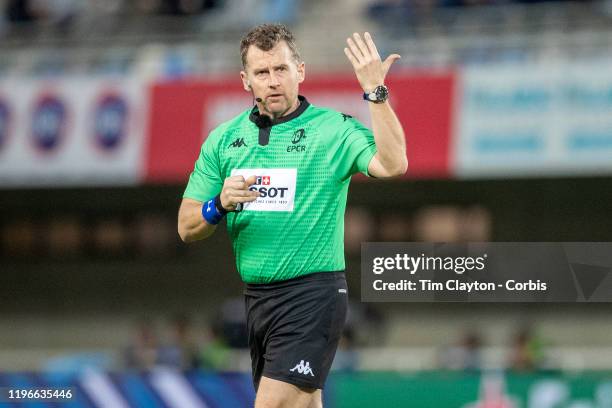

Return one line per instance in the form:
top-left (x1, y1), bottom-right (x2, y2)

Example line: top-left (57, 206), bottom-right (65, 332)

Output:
top-left (178, 221), bottom-right (213, 243)
top-left (178, 227), bottom-right (190, 243)
top-left (178, 223), bottom-right (196, 243)
top-left (388, 158), bottom-right (408, 177)
top-left (396, 158), bottom-right (408, 176)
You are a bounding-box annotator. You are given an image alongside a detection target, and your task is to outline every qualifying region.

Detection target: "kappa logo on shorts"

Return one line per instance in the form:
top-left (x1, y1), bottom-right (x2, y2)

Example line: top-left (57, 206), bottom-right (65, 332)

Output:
top-left (290, 360), bottom-right (315, 377)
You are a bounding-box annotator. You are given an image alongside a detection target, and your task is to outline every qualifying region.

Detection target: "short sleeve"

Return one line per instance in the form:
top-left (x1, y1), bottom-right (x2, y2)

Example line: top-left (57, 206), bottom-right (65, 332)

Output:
top-left (183, 130), bottom-right (223, 202)
top-left (325, 113), bottom-right (377, 182)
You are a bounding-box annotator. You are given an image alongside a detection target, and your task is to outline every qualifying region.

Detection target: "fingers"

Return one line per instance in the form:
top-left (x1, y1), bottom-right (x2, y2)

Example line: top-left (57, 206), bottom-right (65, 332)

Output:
top-left (227, 188), bottom-right (259, 206)
top-left (221, 175), bottom-right (261, 209)
top-left (344, 47), bottom-right (359, 67)
top-left (382, 53), bottom-right (401, 74)
top-left (244, 175), bottom-right (257, 186)
top-left (352, 32), bottom-right (371, 60)
top-left (346, 37), bottom-right (364, 64)
top-left (225, 176), bottom-right (252, 190)
top-left (221, 189), bottom-right (259, 210)
top-left (227, 188), bottom-right (258, 198)
top-left (227, 175), bottom-right (246, 182)
top-left (345, 33), bottom-right (399, 94)
top-left (225, 175), bottom-right (246, 189)
top-left (346, 32), bottom-right (383, 68)
top-left (364, 32), bottom-right (380, 59)
top-left (231, 194), bottom-right (259, 203)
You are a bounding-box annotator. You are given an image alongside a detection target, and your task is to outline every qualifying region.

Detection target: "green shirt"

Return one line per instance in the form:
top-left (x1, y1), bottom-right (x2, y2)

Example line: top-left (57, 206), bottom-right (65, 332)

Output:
top-left (183, 96), bottom-right (377, 283)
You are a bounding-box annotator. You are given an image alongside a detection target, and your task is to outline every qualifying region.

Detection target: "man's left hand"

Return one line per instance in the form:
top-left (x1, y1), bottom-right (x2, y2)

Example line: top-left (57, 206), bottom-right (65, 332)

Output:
top-left (344, 32), bottom-right (400, 93)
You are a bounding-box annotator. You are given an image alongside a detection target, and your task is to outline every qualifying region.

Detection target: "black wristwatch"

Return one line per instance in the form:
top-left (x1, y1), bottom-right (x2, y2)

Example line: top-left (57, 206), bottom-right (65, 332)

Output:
top-left (363, 85), bottom-right (389, 104)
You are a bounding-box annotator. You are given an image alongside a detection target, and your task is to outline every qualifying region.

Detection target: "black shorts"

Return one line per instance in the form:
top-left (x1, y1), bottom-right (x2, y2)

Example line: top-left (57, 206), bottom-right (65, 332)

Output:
top-left (244, 271), bottom-right (348, 391)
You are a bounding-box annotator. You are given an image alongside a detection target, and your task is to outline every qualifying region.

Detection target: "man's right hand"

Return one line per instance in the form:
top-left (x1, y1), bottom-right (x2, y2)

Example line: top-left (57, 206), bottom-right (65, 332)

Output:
top-left (220, 175), bottom-right (261, 211)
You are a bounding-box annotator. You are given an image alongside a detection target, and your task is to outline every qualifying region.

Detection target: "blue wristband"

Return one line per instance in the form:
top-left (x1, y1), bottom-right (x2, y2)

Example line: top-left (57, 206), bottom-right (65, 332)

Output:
top-left (201, 195), bottom-right (226, 225)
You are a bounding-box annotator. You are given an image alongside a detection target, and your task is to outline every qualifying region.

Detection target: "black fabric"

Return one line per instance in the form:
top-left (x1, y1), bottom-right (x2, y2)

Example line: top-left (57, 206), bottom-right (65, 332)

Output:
top-left (248, 95), bottom-right (310, 127)
top-left (253, 114), bottom-right (272, 129)
top-left (257, 127), bottom-right (272, 146)
top-left (244, 271), bottom-right (348, 390)
top-left (249, 95), bottom-right (310, 146)
top-left (214, 194), bottom-right (228, 215)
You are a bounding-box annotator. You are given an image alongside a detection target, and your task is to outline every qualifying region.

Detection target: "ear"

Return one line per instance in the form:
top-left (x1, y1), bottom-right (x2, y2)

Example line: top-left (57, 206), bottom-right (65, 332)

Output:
top-left (297, 61), bottom-right (305, 84)
top-left (240, 70), bottom-right (251, 92)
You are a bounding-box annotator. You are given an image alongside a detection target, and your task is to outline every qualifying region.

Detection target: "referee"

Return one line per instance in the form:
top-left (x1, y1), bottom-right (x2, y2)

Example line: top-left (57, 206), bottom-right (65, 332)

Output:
top-left (178, 24), bottom-right (407, 408)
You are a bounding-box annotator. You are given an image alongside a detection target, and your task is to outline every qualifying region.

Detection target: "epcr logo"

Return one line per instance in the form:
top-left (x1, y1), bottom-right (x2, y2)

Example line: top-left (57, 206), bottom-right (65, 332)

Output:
top-left (0, 100), bottom-right (10, 151)
top-left (32, 95), bottom-right (66, 153)
top-left (94, 94), bottom-right (128, 151)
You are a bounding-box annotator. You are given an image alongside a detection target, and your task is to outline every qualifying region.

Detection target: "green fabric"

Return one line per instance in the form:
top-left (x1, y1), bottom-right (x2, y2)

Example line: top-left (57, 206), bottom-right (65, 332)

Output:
top-left (184, 101), bottom-right (377, 283)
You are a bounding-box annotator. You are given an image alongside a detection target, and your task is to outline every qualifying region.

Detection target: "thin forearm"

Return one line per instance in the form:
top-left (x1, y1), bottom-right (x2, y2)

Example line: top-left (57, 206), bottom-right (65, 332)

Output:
top-left (178, 203), bottom-right (217, 242)
top-left (369, 101), bottom-right (407, 173)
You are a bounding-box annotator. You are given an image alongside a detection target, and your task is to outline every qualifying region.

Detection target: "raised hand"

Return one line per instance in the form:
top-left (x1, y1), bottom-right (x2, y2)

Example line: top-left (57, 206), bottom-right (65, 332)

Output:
top-left (344, 32), bottom-right (400, 93)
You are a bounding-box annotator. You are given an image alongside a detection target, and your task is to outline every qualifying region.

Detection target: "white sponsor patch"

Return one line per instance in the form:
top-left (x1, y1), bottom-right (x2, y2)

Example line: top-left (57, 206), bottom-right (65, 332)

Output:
top-left (231, 168), bottom-right (297, 212)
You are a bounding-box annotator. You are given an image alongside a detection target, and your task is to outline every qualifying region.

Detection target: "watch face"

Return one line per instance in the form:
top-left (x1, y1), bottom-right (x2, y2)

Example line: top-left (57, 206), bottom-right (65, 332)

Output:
top-left (375, 86), bottom-right (389, 100)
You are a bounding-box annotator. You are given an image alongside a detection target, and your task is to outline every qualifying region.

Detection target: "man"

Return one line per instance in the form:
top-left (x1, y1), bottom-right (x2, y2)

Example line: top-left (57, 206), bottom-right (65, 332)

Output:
top-left (178, 24), bottom-right (406, 408)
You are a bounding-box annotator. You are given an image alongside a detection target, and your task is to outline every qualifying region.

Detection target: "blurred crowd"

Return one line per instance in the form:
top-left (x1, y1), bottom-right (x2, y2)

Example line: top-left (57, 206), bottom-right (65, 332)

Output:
top-left (2, 0), bottom-right (222, 24)
top-left (0, 205), bottom-right (491, 261)
top-left (1, 213), bottom-right (179, 260)
top-left (0, 0), bottom-right (301, 38)
top-left (368, 0), bottom-right (591, 15)
top-left (121, 312), bottom-right (546, 373)
top-left (345, 205), bottom-right (491, 253)
top-left (121, 299), bottom-right (373, 372)
top-left (441, 327), bottom-right (548, 372)
top-left (365, 0), bottom-right (609, 50)
top-left (0, 0), bottom-right (223, 39)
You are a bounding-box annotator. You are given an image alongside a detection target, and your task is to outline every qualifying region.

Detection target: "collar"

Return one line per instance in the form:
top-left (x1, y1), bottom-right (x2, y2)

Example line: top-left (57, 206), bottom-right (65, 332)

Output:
top-left (249, 95), bottom-right (309, 128)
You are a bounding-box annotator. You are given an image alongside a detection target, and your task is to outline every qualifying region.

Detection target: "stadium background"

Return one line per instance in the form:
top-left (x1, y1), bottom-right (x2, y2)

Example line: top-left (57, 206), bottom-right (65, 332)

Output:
top-left (1, 0), bottom-right (612, 406)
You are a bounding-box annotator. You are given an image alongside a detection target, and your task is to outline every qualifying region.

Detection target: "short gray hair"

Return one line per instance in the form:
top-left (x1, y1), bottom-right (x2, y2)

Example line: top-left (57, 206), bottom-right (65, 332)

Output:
top-left (240, 23), bottom-right (301, 68)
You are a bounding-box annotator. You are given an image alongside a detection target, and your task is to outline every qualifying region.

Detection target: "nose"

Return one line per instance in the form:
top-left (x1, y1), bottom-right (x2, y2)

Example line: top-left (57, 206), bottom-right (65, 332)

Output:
top-left (268, 71), bottom-right (280, 88)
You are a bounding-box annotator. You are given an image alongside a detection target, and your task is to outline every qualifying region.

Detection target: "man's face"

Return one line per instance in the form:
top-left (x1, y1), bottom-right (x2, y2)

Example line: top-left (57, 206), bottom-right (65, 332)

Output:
top-left (241, 41), bottom-right (305, 118)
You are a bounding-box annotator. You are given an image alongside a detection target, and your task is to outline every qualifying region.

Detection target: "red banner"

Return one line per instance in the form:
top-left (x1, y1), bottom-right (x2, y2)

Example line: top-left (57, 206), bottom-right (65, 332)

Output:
top-left (145, 71), bottom-right (456, 183)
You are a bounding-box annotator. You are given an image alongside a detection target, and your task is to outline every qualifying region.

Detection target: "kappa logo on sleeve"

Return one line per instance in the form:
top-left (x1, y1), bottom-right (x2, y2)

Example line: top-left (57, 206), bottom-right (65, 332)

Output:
top-left (231, 168), bottom-right (297, 212)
